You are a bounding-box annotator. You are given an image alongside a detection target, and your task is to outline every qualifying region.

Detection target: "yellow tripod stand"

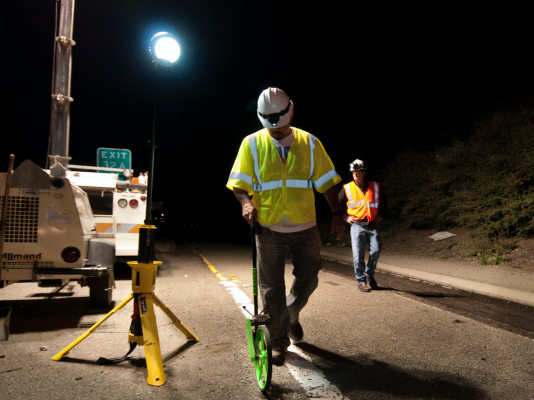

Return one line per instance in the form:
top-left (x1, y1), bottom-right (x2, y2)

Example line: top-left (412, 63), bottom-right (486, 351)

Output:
top-left (52, 100), bottom-right (200, 385)
top-left (52, 237), bottom-right (199, 386)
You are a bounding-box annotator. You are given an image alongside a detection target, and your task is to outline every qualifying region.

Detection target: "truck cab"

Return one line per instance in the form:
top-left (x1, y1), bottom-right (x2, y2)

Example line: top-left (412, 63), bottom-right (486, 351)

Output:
top-left (65, 169), bottom-right (147, 261)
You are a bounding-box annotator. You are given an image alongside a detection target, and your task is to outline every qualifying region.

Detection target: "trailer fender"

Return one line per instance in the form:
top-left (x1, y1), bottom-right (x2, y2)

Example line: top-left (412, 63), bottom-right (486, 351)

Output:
top-left (87, 238), bottom-right (115, 308)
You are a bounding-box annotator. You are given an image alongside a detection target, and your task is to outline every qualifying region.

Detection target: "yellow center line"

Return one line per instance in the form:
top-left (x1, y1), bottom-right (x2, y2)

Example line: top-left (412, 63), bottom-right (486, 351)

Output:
top-left (189, 243), bottom-right (229, 281)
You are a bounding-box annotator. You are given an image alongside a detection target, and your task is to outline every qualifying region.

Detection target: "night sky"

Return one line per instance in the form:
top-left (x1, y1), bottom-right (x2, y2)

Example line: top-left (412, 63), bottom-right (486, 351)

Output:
top-left (5, 1), bottom-right (534, 238)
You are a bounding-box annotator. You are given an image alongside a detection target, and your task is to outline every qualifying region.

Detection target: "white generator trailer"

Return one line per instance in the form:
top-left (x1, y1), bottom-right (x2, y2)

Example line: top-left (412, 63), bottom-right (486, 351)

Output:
top-left (0, 160), bottom-right (115, 307)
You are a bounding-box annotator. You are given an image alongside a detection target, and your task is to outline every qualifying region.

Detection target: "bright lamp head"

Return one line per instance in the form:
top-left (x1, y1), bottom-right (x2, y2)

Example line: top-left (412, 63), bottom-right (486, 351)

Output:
top-left (149, 32), bottom-right (180, 66)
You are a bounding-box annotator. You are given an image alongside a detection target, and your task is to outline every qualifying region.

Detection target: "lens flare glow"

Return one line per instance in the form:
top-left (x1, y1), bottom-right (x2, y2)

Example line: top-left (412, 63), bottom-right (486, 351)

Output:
top-left (154, 37), bottom-right (180, 64)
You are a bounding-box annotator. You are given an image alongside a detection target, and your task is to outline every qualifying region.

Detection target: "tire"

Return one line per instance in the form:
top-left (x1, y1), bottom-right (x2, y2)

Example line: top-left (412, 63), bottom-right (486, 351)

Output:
top-left (89, 269), bottom-right (113, 308)
top-left (254, 326), bottom-right (272, 392)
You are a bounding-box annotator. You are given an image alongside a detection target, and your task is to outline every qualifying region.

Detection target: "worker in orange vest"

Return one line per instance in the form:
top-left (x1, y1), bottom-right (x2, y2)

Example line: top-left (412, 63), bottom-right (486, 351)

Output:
top-left (338, 159), bottom-right (388, 292)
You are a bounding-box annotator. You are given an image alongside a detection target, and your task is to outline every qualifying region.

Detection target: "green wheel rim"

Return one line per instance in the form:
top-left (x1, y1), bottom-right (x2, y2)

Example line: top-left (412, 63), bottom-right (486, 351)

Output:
top-left (254, 326), bottom-right (272, 391)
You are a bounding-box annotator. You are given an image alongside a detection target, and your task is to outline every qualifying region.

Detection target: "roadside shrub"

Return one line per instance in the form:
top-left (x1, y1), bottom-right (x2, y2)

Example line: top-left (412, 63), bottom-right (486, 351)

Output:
top-left (456, 234), bottom-right (515, 265)
top-left (477, 247), bottom-right (509, 265)
top-left (382, 100), bottom-right (534, 239)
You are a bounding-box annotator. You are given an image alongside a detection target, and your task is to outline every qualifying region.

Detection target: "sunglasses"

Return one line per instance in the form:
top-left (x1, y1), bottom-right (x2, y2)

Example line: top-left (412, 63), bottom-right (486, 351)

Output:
top-left (258, 101), bottom-right (291, 126)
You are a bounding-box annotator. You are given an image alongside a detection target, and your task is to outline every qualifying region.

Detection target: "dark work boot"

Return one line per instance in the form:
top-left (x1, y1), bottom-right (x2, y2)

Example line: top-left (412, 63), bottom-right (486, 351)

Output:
top-left (367, 276), bottom-right (378, 290)
top-left (272, 347), bottom-right (287, 363)
top-left (289, 321), bottom-right (304, 342)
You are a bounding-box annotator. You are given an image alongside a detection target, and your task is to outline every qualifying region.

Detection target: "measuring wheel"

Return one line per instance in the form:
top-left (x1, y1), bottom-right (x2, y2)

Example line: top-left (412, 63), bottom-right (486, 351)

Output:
top-left (245, 221), bottom-right (273, 392)
top-left (254, 326), bottom-right (272, 391)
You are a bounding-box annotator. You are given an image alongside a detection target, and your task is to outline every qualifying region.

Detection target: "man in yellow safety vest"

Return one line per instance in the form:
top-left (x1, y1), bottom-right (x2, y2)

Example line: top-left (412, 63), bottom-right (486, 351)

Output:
top-left (338, 159), bottom-right (388, 292)
top-left (227, 87), bottom-right (345, 363)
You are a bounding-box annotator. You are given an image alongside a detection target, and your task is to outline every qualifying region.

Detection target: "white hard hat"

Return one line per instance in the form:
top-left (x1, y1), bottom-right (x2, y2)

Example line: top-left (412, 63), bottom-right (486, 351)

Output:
top-left (350, 159), bottom-right (367, 171)
top-left (257, 87), bottom-right (294, 128)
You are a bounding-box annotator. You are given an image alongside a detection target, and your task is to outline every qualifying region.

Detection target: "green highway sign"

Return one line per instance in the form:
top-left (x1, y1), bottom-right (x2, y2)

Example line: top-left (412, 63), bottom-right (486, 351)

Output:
top-left (97, 148), bottom-right (131, 179)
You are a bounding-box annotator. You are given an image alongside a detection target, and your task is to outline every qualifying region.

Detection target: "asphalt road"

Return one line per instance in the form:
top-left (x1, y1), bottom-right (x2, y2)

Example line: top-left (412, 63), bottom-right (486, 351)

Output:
top-left (1, 240), bottom-right (533, 399)
top-left (321, 259), bottom-right (534, 340)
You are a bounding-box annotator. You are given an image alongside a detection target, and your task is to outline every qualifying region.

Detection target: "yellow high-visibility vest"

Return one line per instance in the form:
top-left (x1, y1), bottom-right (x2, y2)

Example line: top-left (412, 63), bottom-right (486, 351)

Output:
top-left (343, 181), bottom-right (380, 222)
top-left (227, 128), bottom-right (340, 226)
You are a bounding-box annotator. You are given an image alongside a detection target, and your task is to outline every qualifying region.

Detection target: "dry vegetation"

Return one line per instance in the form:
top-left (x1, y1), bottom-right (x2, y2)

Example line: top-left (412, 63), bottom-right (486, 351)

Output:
top-left (382, 100), bottom-right (534, 242)
top-left (379, 223), bottom-right (534, 273)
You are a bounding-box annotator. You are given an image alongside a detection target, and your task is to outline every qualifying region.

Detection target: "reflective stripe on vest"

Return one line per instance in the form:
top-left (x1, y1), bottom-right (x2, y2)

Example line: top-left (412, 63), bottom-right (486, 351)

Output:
top-left (248, 134), bottom-right (263, 187)
top-left (229, 171), bottom-right (254, 186)
top-left (251, 179), bottom-right (314, 191)
top-left (368, 182), bottom-right (379, 208)
top-left (345, 186), bottom-right (365, 209)
top-left (309, 135), bottom-right (316, 179)
top-left (314, 169), bottom-right (338, 188)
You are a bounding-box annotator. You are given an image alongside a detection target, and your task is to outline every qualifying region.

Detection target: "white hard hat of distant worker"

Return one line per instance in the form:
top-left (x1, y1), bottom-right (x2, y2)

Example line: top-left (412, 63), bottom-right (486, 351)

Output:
top-left (257, 87), bottom-right (294, 128)
top-left (350, 159), bottom-right (367, 171)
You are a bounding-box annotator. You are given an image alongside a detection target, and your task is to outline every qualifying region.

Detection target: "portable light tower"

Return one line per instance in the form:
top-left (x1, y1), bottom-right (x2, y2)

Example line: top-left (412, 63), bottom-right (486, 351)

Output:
top-left (52, 31), bottom-right (198, 387)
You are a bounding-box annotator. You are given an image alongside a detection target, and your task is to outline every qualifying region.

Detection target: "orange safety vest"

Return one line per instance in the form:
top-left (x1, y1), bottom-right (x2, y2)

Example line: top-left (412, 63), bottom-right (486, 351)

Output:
top-left (343, 181), bottom-right (380, 221)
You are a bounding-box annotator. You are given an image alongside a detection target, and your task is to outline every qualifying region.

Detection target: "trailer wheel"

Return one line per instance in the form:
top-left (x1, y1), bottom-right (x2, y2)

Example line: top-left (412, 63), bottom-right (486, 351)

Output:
top-left (89, 270), bottom-right (113, 308)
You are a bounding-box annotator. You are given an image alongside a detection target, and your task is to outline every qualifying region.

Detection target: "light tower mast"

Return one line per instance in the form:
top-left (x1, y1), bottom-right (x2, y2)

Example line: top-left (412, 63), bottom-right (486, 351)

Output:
top-left (48, 0), bottom-right (75, 177)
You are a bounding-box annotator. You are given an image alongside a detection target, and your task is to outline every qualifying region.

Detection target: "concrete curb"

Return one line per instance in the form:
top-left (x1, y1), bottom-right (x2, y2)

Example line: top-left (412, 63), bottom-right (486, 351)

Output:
top-left (321, 251), bottom-right (534, 308)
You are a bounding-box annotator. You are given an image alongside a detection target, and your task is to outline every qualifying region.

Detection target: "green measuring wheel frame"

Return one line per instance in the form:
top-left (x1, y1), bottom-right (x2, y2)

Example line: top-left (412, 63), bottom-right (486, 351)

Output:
top-left (254, 325), bottom-right (272, 390)
top-left (246, 318), bottom-right (272, 392)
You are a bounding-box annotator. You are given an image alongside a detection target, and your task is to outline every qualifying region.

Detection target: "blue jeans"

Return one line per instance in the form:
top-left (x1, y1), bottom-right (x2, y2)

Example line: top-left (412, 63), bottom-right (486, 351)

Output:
top-left (256, 225), bottom-right (322, 350)
top-left (351, 223), bottom-right (381, 284)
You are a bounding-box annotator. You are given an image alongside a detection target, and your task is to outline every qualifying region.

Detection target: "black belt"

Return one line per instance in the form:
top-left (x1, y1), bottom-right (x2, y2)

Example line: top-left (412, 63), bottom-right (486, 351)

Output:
top-left (353, 219), bottom-right (369, 226)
